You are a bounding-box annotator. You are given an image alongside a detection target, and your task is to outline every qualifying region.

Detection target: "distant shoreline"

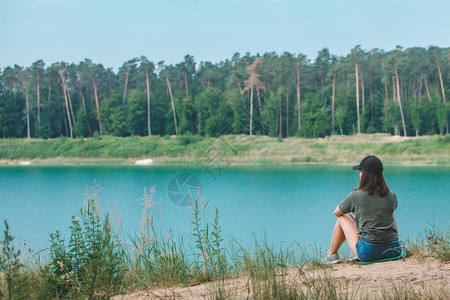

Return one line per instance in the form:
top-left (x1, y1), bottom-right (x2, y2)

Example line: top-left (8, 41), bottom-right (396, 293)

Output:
top-left (0, 133), bottom-right (449, 166)
top-left (0, 157), bottom-right (449, 167)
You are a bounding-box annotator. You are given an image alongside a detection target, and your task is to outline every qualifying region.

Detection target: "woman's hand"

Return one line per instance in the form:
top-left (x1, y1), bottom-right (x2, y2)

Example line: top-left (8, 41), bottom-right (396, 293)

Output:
top-left (334, 206), bottom-right (343, 217)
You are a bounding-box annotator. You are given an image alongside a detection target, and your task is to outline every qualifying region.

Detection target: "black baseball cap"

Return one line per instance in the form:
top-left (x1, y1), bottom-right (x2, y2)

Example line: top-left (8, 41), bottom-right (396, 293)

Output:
top-left (352, 155), bottom-right (383, 174)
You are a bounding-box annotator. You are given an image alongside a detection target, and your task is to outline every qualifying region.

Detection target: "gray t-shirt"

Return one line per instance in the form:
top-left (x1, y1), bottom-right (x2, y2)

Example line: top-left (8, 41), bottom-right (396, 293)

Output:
top-left (339, 190), bottom-right (398, 242)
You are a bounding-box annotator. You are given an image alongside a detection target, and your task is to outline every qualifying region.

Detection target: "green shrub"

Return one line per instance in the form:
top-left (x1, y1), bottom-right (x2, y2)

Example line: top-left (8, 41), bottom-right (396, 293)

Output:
top-left (0, 220), bottom-right (24, 299)
top-left (38, 183), bottom-right (125, 298)
top-left (191, 198), bottom-right (227, 282)
top-left (177, 134), bottom-right (202, 146)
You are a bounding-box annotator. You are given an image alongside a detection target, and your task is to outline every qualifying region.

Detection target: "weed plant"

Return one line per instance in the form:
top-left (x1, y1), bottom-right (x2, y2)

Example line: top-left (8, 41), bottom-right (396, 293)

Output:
top-left (125, 186), bottom-right (192, 288)
top-left (0, 221), bottom-right (25, 299)
top-left (404, 223), bottom-right (450, 261)
top-left (124, 186), bottom-right (228, 289)
top-left (36, 184), bottom-right (125, 298)
top-left (190, 196), bottom-right (228, 282)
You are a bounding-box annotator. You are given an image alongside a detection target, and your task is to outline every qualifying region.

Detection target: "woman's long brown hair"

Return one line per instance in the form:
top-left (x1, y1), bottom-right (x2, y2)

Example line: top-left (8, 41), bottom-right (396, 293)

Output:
top-left (357, 170), bottom-right (390, 196)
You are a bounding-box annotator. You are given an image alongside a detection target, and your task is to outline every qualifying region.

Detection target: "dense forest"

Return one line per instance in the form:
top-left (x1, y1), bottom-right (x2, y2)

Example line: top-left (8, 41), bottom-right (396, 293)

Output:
top-left (0, 45), bottom-right (448, 139)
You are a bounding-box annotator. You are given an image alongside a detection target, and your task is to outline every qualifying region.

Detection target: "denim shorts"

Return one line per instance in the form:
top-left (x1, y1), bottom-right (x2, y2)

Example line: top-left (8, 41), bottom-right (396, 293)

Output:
top-left (356, 238), bottom-right (403, 263)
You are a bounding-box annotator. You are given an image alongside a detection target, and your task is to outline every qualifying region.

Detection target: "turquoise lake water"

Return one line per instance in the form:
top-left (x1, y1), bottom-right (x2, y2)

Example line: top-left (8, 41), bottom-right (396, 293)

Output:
top-left (0, 165), bottom-right (448, 253)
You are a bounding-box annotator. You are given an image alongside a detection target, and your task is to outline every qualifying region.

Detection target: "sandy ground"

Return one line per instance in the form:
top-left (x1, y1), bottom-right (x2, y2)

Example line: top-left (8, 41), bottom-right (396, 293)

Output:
top-left (113, 257), bottom-right (449, 299)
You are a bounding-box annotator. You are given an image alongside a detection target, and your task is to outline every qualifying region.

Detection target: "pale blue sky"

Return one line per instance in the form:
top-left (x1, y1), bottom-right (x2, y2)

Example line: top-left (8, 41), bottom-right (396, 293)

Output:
top-left (1, 0), bottom-right (449, 70)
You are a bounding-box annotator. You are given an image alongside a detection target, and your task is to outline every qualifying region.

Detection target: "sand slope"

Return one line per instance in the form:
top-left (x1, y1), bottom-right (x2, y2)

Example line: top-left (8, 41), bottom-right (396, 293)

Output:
top-left (113, 257), bottom-right (449, 299)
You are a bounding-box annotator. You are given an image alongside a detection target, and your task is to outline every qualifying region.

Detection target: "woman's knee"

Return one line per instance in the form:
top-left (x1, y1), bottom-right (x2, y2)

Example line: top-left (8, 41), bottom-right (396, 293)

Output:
top-left (337, 215), bottom-right (358, 235)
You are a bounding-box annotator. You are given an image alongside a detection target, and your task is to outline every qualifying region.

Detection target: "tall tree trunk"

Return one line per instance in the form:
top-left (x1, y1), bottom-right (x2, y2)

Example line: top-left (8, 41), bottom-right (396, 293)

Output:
top-left (321, 74), bottom-right (326, 111)
top-left (58, 70), bottom-right (73, 138)
top-left (383, 79), bottom-right (388, 102)
top-left (382, 60), bottom-right (388, 129)
top-left (332, 72), bottom-right (336, 135)
top-left (424, 77), bottom-right (432, 102)
top-left (355, 63), bottom-right (361, 134)
top-left (93, 81), bottom-right (102, 135)
top-left (265, 75), bottom-right (271, 94)
top-left (79, 88), bottom-right (92, 136)
top-left (286, 83), bottom-right (289, 137)
top-left (197, 109), bottom-right (202, 134)
top-left (360, 71), bottom-right (365, 111)
top-left (48, 81), bottom-right (51, 128)
top-left (392, 76), bottom-right (397, 102)
top-left (395, 67), bottom-right (407, 137)
top-left (237, 81), bottom-right (243, 94)
top-left (296, 67), bottom-right (301, 131)
top-left (384, 79), bottom-right (388, 127)
top-left (436, 57), bottom-right (448, 133)
top-left (184, 72), bottom-right (189, 97)
top-left (250, 86), bottom-right (254, 136)
top-left (80, 88), bottom-right (86, 111)
top-left (408, 79), bottom-right (413, 100)
top-left (26, 93), bottom-right (30, 139)
top-left (276, 107), bottom-right (279, 136)
top-left (279, 102), bottom-right (283, 137)
top-left (122, 71), bottom-right (129, 105)
top-left (37, 73), bottom-right (40, 128)
top-left (146, 69), bottom-right (152, 136)
top-left (166, 76), bottom-right (178, 136)
top-left (65, 79), bottom-right (76, 126)
top-left (256, 87), bottom-right (265, 135)
top-left (415, 99), bottom-right (420, 137)
top-left (418, 77), bottom-right (423, 103)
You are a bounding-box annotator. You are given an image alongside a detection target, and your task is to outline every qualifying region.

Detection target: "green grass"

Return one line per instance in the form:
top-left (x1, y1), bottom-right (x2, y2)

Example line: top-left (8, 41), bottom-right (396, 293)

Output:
top-left (0, 134), bottom-right (449, 165)
top-left (404, 223), bottom-right (450, 261)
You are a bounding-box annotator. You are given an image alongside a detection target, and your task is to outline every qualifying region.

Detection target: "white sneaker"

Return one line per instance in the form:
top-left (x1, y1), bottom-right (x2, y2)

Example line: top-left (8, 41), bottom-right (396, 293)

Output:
top-left (346, 254), bottom-right (360, 262)
top-left (320, 253), bottom-right (341, 264)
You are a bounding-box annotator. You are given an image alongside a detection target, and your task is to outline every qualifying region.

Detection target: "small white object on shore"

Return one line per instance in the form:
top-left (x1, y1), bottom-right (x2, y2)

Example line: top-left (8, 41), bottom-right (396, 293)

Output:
top-left (18, 161), bottom-right (31, 165)
top-left (135, 159), bottom-right (153, 165)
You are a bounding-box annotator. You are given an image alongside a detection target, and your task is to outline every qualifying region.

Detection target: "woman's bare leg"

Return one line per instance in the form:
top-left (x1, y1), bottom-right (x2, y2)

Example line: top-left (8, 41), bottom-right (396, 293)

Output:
top-left (327, 214), bottom-right (360, 257)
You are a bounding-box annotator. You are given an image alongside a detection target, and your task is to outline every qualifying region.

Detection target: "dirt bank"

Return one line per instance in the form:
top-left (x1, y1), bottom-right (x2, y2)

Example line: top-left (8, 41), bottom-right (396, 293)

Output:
top-left (113, 256), bottom-right (449, 299)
